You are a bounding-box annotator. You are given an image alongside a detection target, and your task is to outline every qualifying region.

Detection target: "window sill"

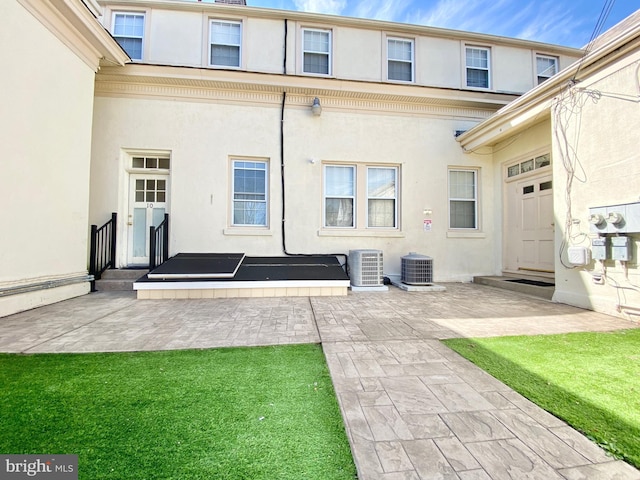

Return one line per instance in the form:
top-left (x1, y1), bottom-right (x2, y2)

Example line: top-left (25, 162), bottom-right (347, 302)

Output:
top-left (318, 229), bottom-right (404, 238)
top-left (446, 231), bottom-right (486, 239)
top-left (223, 228), bottom-right (273, 236)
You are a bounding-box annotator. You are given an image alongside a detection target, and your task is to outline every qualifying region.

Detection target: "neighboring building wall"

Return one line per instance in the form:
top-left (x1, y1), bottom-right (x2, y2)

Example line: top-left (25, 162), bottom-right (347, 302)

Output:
top-left (0, 0), bottom-right (118, 317)
top-left (552, 47), bottom-right (640, 320)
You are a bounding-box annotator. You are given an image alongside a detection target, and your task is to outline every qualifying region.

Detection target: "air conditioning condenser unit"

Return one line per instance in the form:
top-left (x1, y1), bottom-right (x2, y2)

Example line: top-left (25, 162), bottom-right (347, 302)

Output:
top-left (401, 252), bottom-right (433, 285)
top-left (349, 249), bottom-right (383, 287)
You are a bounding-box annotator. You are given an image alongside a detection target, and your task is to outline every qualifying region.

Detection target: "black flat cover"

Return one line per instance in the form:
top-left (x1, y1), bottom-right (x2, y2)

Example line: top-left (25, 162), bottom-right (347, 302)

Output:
top-left (147, 253), bottom-right (245, 279)
top-left (138, 255), bottom-right (348, 283)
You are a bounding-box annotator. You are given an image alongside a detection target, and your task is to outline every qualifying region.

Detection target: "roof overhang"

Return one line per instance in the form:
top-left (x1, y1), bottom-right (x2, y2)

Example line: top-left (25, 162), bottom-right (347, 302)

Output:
top-left (457, 10), bottom-right (640, 151)
top-left (19, 0), bottom-right (129, 71)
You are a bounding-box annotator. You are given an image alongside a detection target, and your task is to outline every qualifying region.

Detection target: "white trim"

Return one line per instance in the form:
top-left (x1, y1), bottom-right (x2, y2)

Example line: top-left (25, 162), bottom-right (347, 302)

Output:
top-left (134, 279), bottom-right (351, 290)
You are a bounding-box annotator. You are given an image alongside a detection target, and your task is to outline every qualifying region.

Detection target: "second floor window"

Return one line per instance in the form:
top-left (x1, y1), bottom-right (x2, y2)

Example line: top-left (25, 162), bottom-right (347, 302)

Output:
top-left (466, 47), bottom-right (490, 89)
top-left (303, 29), bottom-right (331, 75)
top-left (387, 38), bottom-right (413, 82)
top-left (112, 13), bottom-right (144, 60)
top-left (210, 20), bottom-right (241, 68)
top-left (536, 55), bottom-right (558, 84)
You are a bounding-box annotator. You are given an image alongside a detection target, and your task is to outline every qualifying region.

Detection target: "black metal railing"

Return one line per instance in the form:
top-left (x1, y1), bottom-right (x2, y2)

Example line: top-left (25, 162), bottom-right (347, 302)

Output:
top-left (149, 213), bottom-right (169, 270)
top-left (89, 212), bottom-right (117, 292)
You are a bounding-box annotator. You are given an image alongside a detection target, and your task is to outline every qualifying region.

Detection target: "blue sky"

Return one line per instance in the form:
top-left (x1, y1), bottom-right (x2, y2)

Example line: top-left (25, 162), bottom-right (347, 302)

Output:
top-left (233, 0), bottom-right (638, 48)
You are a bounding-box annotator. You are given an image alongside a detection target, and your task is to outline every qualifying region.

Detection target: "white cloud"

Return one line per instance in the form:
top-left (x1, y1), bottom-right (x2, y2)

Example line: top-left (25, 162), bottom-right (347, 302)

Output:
top-left (292, 0), bottom-right (346, 15)
top-left (351, 0), bottom-right (412, 22)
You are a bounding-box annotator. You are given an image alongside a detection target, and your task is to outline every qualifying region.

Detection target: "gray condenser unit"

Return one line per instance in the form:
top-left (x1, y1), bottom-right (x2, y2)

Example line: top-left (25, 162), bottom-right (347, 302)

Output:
top-left (401, 252), bottom-right (433, 285)
top-left (349, 249), bottom-right (383, 287)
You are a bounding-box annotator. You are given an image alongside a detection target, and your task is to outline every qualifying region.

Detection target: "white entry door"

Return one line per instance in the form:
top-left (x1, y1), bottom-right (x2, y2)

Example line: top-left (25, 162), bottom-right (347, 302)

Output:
top-left (505, 174), bottom-right (554, 274)
top-left (127, 174), bottom-right (169, 266)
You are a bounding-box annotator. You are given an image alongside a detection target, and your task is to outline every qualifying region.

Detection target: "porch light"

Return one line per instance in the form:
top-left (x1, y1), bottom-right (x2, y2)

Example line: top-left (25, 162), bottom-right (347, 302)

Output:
top-left (311, 97), bottom-right (322, 116)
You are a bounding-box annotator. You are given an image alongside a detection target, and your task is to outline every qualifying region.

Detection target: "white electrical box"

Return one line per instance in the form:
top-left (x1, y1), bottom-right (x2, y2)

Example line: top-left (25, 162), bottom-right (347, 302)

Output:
top-left (591, 237), bottom-right (607, 260)
top-left (611, 236), bottom-right (631, 261)
top-left (568, 246), bottom-right (591, 266)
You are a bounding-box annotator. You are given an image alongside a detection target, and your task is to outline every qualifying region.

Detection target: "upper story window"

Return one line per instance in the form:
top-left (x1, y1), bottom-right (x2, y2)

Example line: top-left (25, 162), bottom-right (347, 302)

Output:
top-left (449, 168), bottom-right (478, 229)
top-left (465, 46), bottom-right (490, 89)
top-left (387, 38), bottom-right (414, 82)
top-left (303, 29), bottom-right (331, 75)
top-left (112, 12), bottom-right (144, 60)
top-left (536, 55), bottom-right (558, 84)
top-left (210, 20), bottom-right (242, 68)
top-left (232, 160), bottom-right (268, 226)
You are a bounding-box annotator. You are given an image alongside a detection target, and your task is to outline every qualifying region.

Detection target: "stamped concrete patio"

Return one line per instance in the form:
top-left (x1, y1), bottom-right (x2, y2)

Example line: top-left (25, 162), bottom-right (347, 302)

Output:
top-left (1, 283), bottom-right (639, 479)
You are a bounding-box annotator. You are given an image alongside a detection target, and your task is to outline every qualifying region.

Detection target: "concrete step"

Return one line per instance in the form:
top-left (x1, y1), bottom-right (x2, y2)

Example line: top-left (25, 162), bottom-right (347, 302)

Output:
top-left (95, 269), bottom-right (148, 291)
top-left (473, 276), bottom-right (554, 300)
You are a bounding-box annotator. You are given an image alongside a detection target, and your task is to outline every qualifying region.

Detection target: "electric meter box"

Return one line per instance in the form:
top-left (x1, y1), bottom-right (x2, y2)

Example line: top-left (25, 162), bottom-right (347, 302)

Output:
top-left (591, 237), bottom-right (607, 260)
top-left (611, 236), bottom-right (631, 261)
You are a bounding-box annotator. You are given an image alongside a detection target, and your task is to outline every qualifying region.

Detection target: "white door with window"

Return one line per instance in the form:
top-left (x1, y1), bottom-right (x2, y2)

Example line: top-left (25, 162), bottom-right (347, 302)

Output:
top-left (505, 173), bottom-right (554, 274)
top-left (127, 174), bottom-right (169, 266)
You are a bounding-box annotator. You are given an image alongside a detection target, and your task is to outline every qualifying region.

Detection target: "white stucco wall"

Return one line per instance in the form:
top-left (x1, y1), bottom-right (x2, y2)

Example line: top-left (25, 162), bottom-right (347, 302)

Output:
top-left (0, 0), bottom-right (96, 316)
top-left (552, 50), bottom-right (640, 320)
top-left (91, 92), bottom-right (500, 281)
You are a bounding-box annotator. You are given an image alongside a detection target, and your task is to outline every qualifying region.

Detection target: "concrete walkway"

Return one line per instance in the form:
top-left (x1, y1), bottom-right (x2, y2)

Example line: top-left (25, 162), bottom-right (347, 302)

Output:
top-left (1, 283), bottom-right (639, 479)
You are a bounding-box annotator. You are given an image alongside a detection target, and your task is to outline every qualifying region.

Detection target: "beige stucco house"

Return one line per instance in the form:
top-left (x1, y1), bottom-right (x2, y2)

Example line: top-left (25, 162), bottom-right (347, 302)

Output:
top-left (2, 0), bottom-right (638, 321)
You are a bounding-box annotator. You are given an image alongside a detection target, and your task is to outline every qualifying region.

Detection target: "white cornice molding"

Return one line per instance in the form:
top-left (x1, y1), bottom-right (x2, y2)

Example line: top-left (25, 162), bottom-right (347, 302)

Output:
top-left (95, 64), bottom-right (514, 119)
top-left (18, 0), bottom-right (128, 71)
top-left (99, 0), bottom-right (583, 56)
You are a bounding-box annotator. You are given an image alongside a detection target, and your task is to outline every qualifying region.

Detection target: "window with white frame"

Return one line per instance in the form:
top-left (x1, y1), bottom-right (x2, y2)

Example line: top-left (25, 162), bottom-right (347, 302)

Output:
top-left (303, 29), bottom-right (331, 75)
top-left (465, 46), bottom-right (490, 89)
top-left (210, 20), bottom-right (242, 67)
top-left (112, 12), bottom-right (144, 60)
top-left (536, 55), bottom-right (558, 84)
top-left (387, 38), bottom-right (414, 82)
top-left (324, 165), bottom-right (355, 227)
top-left (367, 167), bottom-right (397, 227)
top-left (449, 169), bottom-right (478, 229)
top-left (232, 160), bottom-right (268, 226)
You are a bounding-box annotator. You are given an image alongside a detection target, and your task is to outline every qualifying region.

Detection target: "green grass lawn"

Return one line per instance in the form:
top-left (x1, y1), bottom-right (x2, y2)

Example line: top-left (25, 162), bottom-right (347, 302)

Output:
top-left (443, 329), bottom-right (640, 468)
top-left (0, 344), bottom-right (356, 480)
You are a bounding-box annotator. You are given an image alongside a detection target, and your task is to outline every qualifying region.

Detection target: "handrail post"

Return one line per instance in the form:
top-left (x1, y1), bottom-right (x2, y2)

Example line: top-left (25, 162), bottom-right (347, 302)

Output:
top-left (149, 226), bottom-right (157, 270)
top-left (89, 224), bottom-right (98, 292)
top-left (162, 213), bottom-right (169, 263)
top-left (109, 212), bottom-right (117, 269)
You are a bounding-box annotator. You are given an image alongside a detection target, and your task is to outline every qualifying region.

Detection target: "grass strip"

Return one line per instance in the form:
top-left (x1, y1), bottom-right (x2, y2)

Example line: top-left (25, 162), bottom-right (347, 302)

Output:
top-left (0, 344), bottom-right (356, 479)
top-left (443, 329), bottom-right (640, 468)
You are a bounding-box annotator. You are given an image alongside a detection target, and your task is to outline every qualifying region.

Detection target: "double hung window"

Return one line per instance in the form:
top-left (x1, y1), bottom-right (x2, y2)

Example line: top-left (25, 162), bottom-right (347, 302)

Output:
top-left (112, 13), bottom-right (144, 60)
top-left (387, 38), bottom-right (414, 82)
top-left (232, 160), bottom-right (268, 226)
top-left (303, 29), bottom-right (331, 75)
top-left (324, 165), bottom-right (399, 229)
top-left (210, 20), bottom-right (242, 67)
top-left (449, 169), bottom-right (478, 229)
top-left (465, 47), bottom-right (490, 88)
top-left (536, 55), bottom-right (558, 84)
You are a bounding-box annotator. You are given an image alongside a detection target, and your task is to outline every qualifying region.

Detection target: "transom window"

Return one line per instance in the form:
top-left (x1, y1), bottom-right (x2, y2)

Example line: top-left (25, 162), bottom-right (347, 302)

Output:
top-left (210, 20), bottom-right (241, 67)
top-left (536, 55), bottom-right (558, 84)
top-left (303, 29), bottom-right (331, 75)
top-left (324, 164), bottom-right (400, 229)
top-left (465, 46), bottom-right (490, 89)
top-left (232, 160), bottom-right (268, 226)
top-left (507, 154), bottom-right (551, 178)
top-left (132, 156), bottom-right (170, 170)
top-left (112, 13), bottom-right (144, 60)
top-left (387, 38), bottom-right (414, 82)
top-left (449, 169), bottom-right (478, 229)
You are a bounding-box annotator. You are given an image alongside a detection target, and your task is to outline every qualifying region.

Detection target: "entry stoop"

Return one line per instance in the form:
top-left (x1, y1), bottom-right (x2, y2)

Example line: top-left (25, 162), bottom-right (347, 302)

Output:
top-left (473, 276), bottom-right (554, 300)
top-left (95, 269), bottom-right (148, 292)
